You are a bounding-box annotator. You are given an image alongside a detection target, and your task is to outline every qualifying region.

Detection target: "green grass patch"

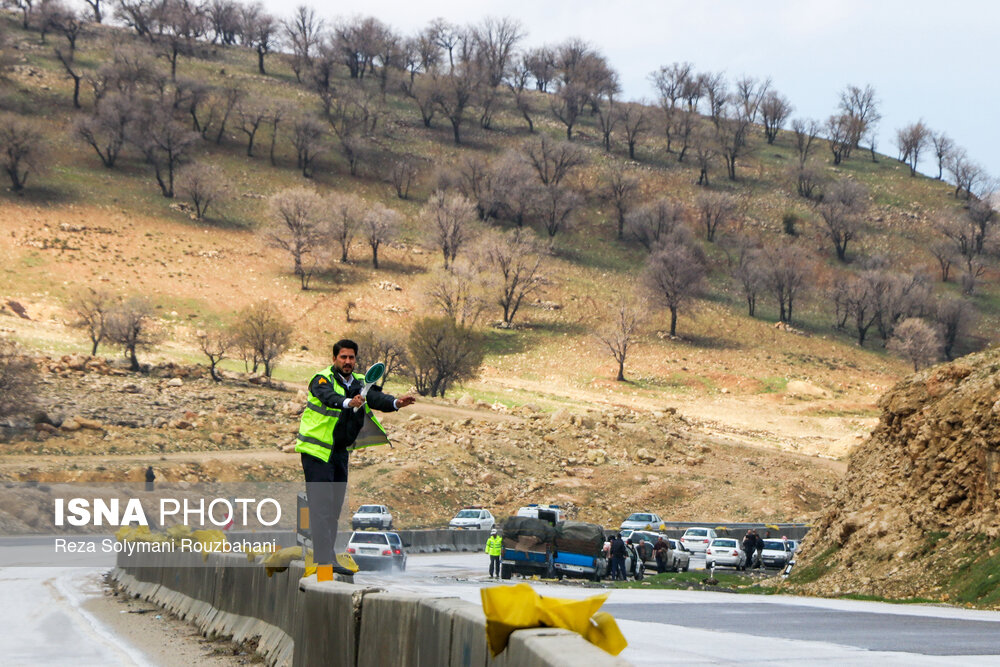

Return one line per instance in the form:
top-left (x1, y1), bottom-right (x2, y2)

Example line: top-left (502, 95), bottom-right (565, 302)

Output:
top-left (615, 571), bottom-right (774, 594)
top-left (787, 545), bottom-right (839, 585)
top-left (757, 376), bottom-right (788, 393)
top-left (840, 593), bottom-right (940, 604)
top-left (948, 538), bottom-right (1000, 606)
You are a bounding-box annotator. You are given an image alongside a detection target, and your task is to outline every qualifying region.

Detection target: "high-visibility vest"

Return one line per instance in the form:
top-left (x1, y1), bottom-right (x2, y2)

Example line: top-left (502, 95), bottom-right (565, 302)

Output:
top-left (485, 535), bottom-right (503, 556)
top-left (295, 368), bottom-right (390, 462)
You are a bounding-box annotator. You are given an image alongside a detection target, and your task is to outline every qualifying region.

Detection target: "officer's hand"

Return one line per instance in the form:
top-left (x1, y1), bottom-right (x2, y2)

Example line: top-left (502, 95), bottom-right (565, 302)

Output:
top-left (396, 395), bottom-right (416, 408)
top-left (349, 395), bottom-right (366, 409)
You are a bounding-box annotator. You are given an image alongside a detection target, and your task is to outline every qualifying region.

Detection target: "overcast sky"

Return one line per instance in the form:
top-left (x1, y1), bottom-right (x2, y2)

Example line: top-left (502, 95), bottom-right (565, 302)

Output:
top-left (255, 0), bottom-right (997, 178)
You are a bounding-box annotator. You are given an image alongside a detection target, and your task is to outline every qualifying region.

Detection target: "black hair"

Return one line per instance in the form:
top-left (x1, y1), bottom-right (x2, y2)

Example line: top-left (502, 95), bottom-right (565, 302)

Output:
top-left (333, 339), bottom-right (358, 356)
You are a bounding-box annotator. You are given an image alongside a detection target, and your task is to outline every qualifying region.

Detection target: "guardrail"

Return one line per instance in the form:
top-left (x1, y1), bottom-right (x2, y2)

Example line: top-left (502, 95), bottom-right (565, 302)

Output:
top-left (112, 550), bottom-right (629, 667)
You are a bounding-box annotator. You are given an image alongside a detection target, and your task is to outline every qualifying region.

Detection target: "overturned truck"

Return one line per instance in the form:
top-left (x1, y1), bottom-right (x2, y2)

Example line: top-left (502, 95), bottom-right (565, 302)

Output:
top-left (500, 516), bottom-right (556, 580)
top-left (553, 521), bottom-right (607, 582)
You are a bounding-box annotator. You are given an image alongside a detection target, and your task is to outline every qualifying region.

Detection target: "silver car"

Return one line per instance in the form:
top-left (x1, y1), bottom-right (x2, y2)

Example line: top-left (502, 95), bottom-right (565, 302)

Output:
top-left (346, 531), bottom-right (407, 571)
top-left (619, 512), bottom-right (665, 532)
top-left (448, 508), bottom-right (495, 530)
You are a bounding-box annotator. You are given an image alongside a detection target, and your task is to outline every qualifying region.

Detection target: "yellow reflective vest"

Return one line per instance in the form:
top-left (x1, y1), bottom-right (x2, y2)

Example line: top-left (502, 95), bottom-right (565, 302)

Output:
top-left (485, 534), bottom-right (503, 556)
top-left (296, 368), bottom-right (389, 462)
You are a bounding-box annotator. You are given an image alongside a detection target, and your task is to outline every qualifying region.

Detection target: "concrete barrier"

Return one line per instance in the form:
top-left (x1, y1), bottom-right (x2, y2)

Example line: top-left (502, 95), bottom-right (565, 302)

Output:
top-left (114, 549), bottom-right (633, 667)
top-left (451, 529), bottom-right (489, 552)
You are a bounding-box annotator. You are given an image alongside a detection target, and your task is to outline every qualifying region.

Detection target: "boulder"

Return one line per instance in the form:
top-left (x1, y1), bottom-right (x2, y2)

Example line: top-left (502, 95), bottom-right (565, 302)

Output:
top-left (166, 378), bottom-right (183, 387)
top-left (60, 418), bottom-right (81, 432)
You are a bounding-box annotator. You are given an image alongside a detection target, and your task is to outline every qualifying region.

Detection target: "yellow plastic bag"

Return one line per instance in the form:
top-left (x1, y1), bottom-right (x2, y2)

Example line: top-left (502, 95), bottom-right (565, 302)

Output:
top-left (481, 583), bottom-right (627, 656)
top-left (262, 547), bottom-right (358, 578)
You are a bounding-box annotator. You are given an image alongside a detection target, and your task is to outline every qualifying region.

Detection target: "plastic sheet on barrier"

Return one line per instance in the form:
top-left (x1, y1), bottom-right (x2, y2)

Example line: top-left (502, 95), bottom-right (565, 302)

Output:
top-left (262, 547), bottom-right (357, 578)
top-left (480, 583), bottom-right (627, 657)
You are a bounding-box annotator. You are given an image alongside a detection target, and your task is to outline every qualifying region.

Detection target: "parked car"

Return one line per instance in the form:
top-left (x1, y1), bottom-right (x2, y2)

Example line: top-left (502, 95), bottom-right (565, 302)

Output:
top-left (516, 504), bottom-right (566, 525)
top-left (706, 538), bottom-right (746, 570)
top-left (629, 530), bottom-right (662, 569)
top-left (449, 507), bottom-right (495, 530)
top-left (600, 535), bottom-right (637, 580)
top-left (680, 527), bottom-right (718, 553)
top-left (351, 504), bottom-right (393, 530)
top-left (346, 531), bottom-right (406, 571)
top-left (760, 539), bottom-right (794, 569)
top-left (667, 539), bottom-right (691, 572)
top-left (619, 512), bottom-right (665, 531)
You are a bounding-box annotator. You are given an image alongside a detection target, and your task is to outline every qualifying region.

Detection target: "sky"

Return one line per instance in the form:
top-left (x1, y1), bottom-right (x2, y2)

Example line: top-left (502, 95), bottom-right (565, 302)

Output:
top-left (257, 0), bottom-right (998, 179)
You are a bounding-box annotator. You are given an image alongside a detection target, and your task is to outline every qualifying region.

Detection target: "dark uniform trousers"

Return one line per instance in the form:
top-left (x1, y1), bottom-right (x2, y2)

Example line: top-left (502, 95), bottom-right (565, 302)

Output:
top-left (302, 451), bottom-right (349, 566)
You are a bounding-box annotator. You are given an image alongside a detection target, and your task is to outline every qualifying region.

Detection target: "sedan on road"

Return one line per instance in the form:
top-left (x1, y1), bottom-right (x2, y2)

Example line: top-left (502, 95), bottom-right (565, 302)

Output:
top-left (680, 527), bottom-right (717, 553)
top-left (346, 531), bottom-right (407, 572)
top-left (620, 513), bottom-right (665, 532)
top-left (760, 539), bottom-right (794, 569)
top-left (706, 538), bottom-right (746, 570)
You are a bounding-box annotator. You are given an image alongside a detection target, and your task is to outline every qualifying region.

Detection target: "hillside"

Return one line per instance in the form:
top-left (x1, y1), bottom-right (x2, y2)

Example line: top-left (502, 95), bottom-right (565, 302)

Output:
top-left (0, 11), bottom-right (996, 527)
top-left (786, 349), bottom-right (1000, 607)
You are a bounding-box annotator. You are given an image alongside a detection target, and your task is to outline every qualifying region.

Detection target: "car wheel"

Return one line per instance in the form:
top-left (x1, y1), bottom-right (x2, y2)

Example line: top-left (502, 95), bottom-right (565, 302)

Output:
top-left (387, 521), bottom-right (393, 530)
top-left (682, 562), bottom-right (689, 572)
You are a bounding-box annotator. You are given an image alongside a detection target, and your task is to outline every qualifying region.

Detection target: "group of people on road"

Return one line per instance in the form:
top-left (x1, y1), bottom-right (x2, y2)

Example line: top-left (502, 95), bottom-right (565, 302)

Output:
top-left (742, 529), bottom-right (766, 569)
top-left (606, 532), bottom-right (650, 580)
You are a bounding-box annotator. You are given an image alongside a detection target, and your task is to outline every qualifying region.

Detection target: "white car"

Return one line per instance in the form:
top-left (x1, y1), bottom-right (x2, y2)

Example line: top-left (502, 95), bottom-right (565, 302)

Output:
top-left (449, 507), bottom-right (495, 530)
top-left (346, 531), bottom-right (406, 571)
top-left (706, 538), bottom-right (746, 570)
top-left (516, 504), bottom-right (566, 524)
top-left (760, 539), bottom-right (794, 569)
top-left (680, 527), bottom-right (718, 553)
top-left (351, 504), bottom-right (393, 530)
top-left (619, 512), bottom-right (665, 532)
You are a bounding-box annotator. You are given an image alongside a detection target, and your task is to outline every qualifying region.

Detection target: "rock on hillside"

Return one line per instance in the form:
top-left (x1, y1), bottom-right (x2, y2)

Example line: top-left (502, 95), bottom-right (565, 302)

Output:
top-left (789, 350), bottom-right (1000, 603)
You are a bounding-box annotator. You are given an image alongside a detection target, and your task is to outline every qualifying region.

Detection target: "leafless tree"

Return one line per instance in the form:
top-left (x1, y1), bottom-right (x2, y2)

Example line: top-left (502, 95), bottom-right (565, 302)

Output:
top-left (520, 133), bottom-right (586, 187)
top-left (451, 153), bottom-right (500, 220)
top-left (88, 42), bottom-right (158, 103)
top-left (471, 16), bottom-right (524, 88)
top-left (427, 256), bottom-right (488, 327)
top-left (283, 5), bottom-right (323, 83)
top-left (197, 328), bottom-right (231, 381)
top-left (539, 185), bottom-right (582, 238)
top-left (734, 75), bottom-right (770, 124)
top-left (895, 120), bottom-right (930, 176)
top-left (695, 190), bottom-right (737, 242)
top-left (54, 45), bottom-right (83, 109)
top-left (627, 197), bottom-right (686, 251)
top-left (760, 91), bottom-right (792, 144)
top-left (69, 287), bottom-right (115, 355)
top-left (730, 235), bottom-right (765, 317)
top-left (266, 187), bottom-right (326, 289)
top-left (155, 0), bottom-right (208, 81)
top-left (825, 113), bottom-right (853, 165)
top-left (0, 114), bottom-right (47, 192)
top-left (650, 61), bottom-right (693, 153)
top-left (237, 3), bottom-right (276, 75)
top-left (929, 239), bottom-right (956, 282)
top-left (407, 316), bottom-right (483, 398)
top-left (232, 301), bottom-right (291, 380)
top-left (791, 118), bottom-right (821, 167)
top-left (267, 103), bottom-right (285, 166)
top-left (481, 228), bottom-right (545, 327)
top-left (946, 148), bottom-right (985, 200)
top-left (361, 203), bottom-right (399, 269)
top-left (716, 102), bottom-right (753, 181)
top-left (795, 165), bottom-right (824, 200)
top-left (931, 132), bottom-right (954, 181)
top-left (596, 298), bottom-right (645, 381)
top-left (75, 94), bottom-right (134, 168)
top-left (619, 101), bottom-right (649, 160)
top-left (816, 179), bottom-right (868, 262)
top-left (350, 328), bottom-right (408, 384)
top-left (322, 83), bottom-right (379, 176)
top-left (402, 75), bottom-right (440, 128)
top-left (131, 108), bottom-right (198, 197)
top-left (234, 100), bottom-right (268, 157)
top-left (933, 297), bottom-right (975, 361)
top-left (838, 84), bottom-right (880, 150)
top-left (326, 191), bottom-right (363, 263)
top-left (505, 54), bottom-right (536, 132)
top-left (936, 211), bottom-right (989, 293)
top-left (0, 338), bottom-right (37, 419)
top-left (594, 92), bottom-right (620, 153)
top-left (492, 153), bottom-right (544, 227)
top-left (176, 162), bottom-right (229, 219)
top-left (82, 0), bottom-right (103, 23)
top-left (645, 239), bottom-right (705, 337)
top-left (7, 0), bottom-right (34, 30)
top-left (524, 45), bottom-right (555, 92)
top-left (424, 190), bottom-right (476, 269)
top-left (888, 318), bottom-right (942, 371)
top-left (699, 71), bottom-right (727, 127)
top-left (691, 124), bottom-right (717, 186)
top-left (206, 0), bottom-right (239, 44)
top-left (602, 164), bottom-right (639, 240)
top-left (291, 115), bottom-right (325, 178)
top-left (106, 296), bottom-right (161, 371)
top-left (760, 242), bottom-right (810, 322)
top-left (549, 39), bottom-right (616, 140)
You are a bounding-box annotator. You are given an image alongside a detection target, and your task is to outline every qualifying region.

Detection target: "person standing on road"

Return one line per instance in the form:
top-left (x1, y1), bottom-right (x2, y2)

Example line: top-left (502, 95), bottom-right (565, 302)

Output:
top-left (609, 533), bottom-right (627, 581)
top-left (145, 466), bottom-right (155, 492)
top-left (297, 339), bottom-right (415, 579)
top-left (485, 529), bottom-right (503, 579)
top-left (742, 530), bottom-right (755, 567)
top-left (653, 536), bottom-right (669, 574)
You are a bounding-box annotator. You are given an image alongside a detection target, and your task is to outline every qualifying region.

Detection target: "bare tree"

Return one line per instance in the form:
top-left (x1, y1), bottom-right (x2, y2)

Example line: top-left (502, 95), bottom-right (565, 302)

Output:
top-left (791, 118), bottom-right (821, 167)
top-left (931, 132), bottom-right (953, 181)
top-left (645, 239), bottom-right (706, 337)
top-left (946, 148), bottom-right (985, 200)
top-left (493, 153), bottom-right (544, 227)
top-left (520, 133), bottom-right (586, 187)
top-left (433, 61), bottom-right (478, 144)
top-left (539, 185), bottom-right (582, 238)
top-left (235, 99), bottom-right (268, 157)
top-left (716, 102), bottom-right (753, 181)
top-left (0, 338), bottom-right (37, 419)
top-left (424, 190), bottom-right (477, 270)
top-left (549, 39), bottom-right (616, 140)
top-left (157, 0), bottom-right (208, 81)
top-left (389, 158), bottom-right (418, 199)
top-left (471, 16), bottom-right (524, 88)
top-left (594, 92), bottom-right (620, 152)
top-left (695, 190), bottom-right (737, 242)
top-left (627, 197), bottom-right (687, 251)
top-left (361, 203), bottom-right (399, 269)
top-left (481, 228), bottom-right (544, 328)
top-left (838, 84), bottom-right (880, 150)
top-left (131, 108), bottom-right (198, 198)
top-left (888, 318), bottom-right (942, 371)
top-left (524, 45), bottom-right (555, 92)
top-left (291, 115), bottom-right (325, 178)
top-left (350, 328), bottom-right (408, 384)
top-left (69, 287), bottom-right (115, 355)
top-left (825, 113), bottom-right (853, 165)
top-left (603, 164), bottom-right (639, 240)
top-left (197, 328), bottom-right (231, 381)
top-left (816, 179), bottom-right (868, 262)
top-left (75, 94), bottom-right (134, 168)
top-left (427, 257), bottom-right (488, 327)
top-left (700, 71), bottom-right (728, 127)
top-left (650, 61), bottom-right (693, 153)
top-left (760, 91), bottom-right (792, 144)
top-left (326, 191), bottom-right (363, 263)
top-left (207, 0), bottom-right (239, 44)
top-left (933, 297), bottom-right (975, 361)
top-left (895, 120), bottom-right (930, 176)
top-left (407, 316), bottom-right (483, 398)
top-left (691, 124), bottom-right (718, 186)
top-left (52, 43), bottom-right (84, 109)
top-left (283, 4), bottom-right (323, 83)
top-left (0, 114), bottom-right (47, 192)
top-left (239, 3), bottom-right (277, 75)
top-left (596, 299), bottom-right (645, 381)
top-left (82, 0), bottom-right (103, 23)
top-left (731, 236), bottom-right (766, 317)
top-left (937, 211), bottom-right (988, 293)
top-left (106, 296), bottom-right (161, 371)
top-left (761, 242), bottom-right (810, 322)
top-left (795, 165), bottom-right (824, 200)
top-left (176, 162), bottom-right (229, 219)
top-left (232, 301), bottom-right (291, 380)
top-left (402, 75), bottom-right (440, 128)
top-left (619, 101), bottom-right (649, 160)
top-left (266, 187), bottom-right (326, 289)
top-left (929, 239), bottom-right (957, 282)
top-left (505, 54), bottom-right (536, 132)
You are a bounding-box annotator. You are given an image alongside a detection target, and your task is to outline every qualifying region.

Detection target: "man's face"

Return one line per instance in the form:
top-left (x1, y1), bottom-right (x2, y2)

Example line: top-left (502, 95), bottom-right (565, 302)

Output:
top-left (333, 348), bottom-right (356, 375)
